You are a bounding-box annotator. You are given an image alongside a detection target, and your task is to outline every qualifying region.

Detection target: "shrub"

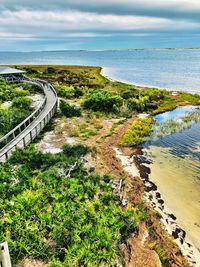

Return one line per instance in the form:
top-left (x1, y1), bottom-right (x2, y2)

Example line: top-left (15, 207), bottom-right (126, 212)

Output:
top-left (122, 89), bottom-right (139, 99)
top-left (55, 86), bottom-right (75, 98)
top-left (121, 117), bottom-right (153, 146)
top-left (12, 96), bottom-right (32, 110)
top-left (83, 91), bottom-right (123, 112)
top-left (60, 100), bottom-right (82, 117)
top-left (62, 144), bottom-right (89, 157)
top-left (74, 88), bottom-right (84, 98)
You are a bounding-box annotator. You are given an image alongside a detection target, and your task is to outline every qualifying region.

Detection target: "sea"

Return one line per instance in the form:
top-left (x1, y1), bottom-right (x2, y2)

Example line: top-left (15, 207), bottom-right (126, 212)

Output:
top-left (1, 49), bottom-right (200, 263)
top-left (0, 49), bottom-right (200, 94)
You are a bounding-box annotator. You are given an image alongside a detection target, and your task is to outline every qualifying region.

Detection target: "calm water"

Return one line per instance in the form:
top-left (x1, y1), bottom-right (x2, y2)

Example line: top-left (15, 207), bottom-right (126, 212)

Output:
top-left (0, 49), bottom-right (200, 93)
top-left (147, 106), bottom-right (200, 176)
top-left (144, 107), bottom-right (200, 258)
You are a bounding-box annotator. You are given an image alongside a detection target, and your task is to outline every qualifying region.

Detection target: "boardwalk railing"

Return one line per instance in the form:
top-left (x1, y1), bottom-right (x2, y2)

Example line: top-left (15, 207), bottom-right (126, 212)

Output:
top-left (0, 80), bottom-right (47, 148)
top-left (0, 79), bottom-right (57, 162)
top-left (0, 242), bottom-right (12, 267)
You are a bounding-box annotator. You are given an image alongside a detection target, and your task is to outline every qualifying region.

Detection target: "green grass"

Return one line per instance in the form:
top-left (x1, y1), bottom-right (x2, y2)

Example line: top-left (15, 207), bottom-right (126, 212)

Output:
top-left (0, 145), bottom-right (138, 266)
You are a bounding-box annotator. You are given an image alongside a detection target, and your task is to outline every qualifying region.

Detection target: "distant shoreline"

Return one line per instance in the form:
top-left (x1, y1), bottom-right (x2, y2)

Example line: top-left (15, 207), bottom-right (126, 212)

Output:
top-left (1, 47), bottom-right (200, 53)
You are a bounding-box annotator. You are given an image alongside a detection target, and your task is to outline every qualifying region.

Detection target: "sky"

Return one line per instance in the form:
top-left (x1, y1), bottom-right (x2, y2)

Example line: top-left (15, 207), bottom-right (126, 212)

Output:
top-left (0, 0), bottom-right (200, 51)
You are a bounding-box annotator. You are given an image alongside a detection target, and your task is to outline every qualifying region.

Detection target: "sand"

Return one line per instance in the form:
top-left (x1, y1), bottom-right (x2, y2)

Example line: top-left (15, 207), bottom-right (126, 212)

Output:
top-left (115, 145), bottom-right (200, 266)
top-left (144, 146), bottom-right (200, 266)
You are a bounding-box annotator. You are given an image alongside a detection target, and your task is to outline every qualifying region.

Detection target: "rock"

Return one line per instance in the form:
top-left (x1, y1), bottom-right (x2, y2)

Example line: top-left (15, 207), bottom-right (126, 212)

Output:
top-left (168, 213), bottom-right (176, 220)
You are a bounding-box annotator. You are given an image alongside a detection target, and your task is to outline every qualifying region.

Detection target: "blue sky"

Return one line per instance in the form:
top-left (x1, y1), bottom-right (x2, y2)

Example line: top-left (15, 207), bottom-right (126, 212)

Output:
top-left (0, 0), bottom-right (200, 51)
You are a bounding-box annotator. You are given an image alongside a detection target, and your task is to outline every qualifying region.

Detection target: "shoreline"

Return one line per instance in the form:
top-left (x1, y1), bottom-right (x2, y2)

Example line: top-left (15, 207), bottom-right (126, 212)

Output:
top-left (101, 68), bottom-right (200, 265)
top-left (100, 68), bottom-right (200, 95)
top-left (133, 147), bottom-right (200, 267)
top-left (100, 68), bottom-right (170, 91)
top-left (116, 145), bottom-right (199, 266)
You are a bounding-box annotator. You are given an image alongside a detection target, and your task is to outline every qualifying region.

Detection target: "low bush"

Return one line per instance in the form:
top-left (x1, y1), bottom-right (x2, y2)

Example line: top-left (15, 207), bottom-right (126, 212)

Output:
top-left (60, 100), bottom-right (82, 117)
top-left (62, 144), bottom-right (89, 157)
top-left (12, 96), bottom-right (32, 110)
top-left (83, 91), bottom-right (123, 113)
top-left (0, 107), bottom-right (31, 135)
top-left (74, 88), bottom-right (84, 98)
top-left (121, 117), bottom-right (153, 146)
top-left (55, 85), bottom-right (75, 98)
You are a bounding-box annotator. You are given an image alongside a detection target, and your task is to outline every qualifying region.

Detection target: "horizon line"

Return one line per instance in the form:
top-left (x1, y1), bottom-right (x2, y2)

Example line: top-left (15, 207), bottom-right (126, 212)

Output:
top-left (1, 47), bottom-right (200, 53)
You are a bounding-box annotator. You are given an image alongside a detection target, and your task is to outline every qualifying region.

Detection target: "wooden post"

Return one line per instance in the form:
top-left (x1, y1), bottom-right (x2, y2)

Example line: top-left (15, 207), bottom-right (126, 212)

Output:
top-left (23, 137), bottom-right (26, 148)
top-left (30, 131), bottom-right (33, 142)
top-left (0, 242), bottom-right (12, 267)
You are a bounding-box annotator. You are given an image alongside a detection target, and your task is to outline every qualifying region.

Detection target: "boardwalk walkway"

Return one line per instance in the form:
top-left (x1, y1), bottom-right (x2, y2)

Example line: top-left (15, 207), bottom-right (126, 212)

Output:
top-left (0, 80), bottom-right (57, 162)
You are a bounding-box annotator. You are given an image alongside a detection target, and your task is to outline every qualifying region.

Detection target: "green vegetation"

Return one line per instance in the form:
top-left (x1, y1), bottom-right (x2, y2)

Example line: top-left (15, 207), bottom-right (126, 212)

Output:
top-left (69, 122), bottom-right (98, 140)
top-left (60, 100), bottom-right (82, 117)
top-left (16, 65), bottom-right (200, 118)
top-left (18, 65), bottom-right (107, 89)
top-left (0, 145), bottom-right (137, 266)
top-left (150, 243), bottom-right (170, 267)
top-left (62, 144), bottom-right (89, 157)
top-left (84, 91), bottom-right (123, 113)
top-left (121, 117), bottom-right (153, 146)
top-left (126, 88), bottom-right (165, 112)
top-left (11, 96), bottom-right (32, 110)
top-left (0, 80), bottom-right (41, 136)
top-left (55, 85), bottom-right (83, 99)
top-left (4, 65), bottom-right (199, 266)
top-left (0, 95), bottom-right (33, 136)
top-left (0, 105), bottom-right (31, 136)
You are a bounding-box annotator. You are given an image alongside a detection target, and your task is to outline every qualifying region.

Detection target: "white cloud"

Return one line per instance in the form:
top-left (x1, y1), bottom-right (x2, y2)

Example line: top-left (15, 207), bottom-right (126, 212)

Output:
top-left (0, 8), bottom-right (198, 39)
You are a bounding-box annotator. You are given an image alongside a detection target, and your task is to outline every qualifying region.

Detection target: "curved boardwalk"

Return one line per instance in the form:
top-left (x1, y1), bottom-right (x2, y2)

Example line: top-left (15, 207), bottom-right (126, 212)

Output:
top-left (0, 80), bottom-right (57, 162)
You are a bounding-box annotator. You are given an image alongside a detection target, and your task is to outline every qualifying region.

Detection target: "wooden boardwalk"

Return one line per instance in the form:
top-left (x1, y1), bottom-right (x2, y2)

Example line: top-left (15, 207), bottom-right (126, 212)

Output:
top-left (0, 80), bottom-right (57, 162)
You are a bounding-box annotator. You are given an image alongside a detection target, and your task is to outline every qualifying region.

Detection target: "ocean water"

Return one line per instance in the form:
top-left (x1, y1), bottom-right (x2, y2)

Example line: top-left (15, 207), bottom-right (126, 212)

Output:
top-left (0, 49), bottom-right (200, 93)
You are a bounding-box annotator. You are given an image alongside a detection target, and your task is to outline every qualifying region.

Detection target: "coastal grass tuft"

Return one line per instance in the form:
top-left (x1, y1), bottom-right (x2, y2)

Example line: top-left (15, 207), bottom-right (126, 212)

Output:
top-left (121, 117), bottom-right (153, 146)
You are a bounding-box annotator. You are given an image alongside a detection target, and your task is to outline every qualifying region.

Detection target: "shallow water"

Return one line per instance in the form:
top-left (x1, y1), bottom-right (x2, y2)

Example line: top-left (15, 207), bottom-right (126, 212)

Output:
top-left (1, 49), bottom-right (200, 93)
top-left (144, 106), bottom-right (200, 259)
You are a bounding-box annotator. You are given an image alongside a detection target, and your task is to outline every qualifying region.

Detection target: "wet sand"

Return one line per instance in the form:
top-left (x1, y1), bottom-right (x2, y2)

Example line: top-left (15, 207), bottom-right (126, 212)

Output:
top-left (144, 146), bottom-right (200, 266)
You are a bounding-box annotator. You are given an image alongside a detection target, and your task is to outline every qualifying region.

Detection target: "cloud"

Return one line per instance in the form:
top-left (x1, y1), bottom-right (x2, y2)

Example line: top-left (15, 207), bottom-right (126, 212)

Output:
top-left (0, 0), bottom-right (199, 50)
top-left (1, 0), bottom-right (200, 21)
top-left (0, 8), bottom-right (198, 39)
